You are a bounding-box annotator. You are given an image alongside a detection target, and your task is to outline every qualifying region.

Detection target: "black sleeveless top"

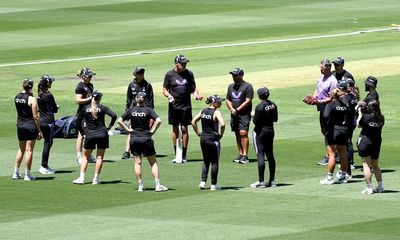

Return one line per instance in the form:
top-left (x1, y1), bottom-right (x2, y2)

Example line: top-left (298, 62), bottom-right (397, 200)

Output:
top-left (200, 108), bottom-right (219, 140)
top-left (15, 92), bottom-right (34, 124)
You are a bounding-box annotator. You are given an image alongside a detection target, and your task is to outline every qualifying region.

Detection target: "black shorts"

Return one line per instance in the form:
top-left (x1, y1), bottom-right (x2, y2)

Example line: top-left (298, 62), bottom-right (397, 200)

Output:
top-left (326, 126), bottom-right (349, 145)
top-left (168, 107), bottom-right (192, 126)
top-left (357, 135), bottom-right (382, 159)
top-left (230, 114), bottom-right (250, 132)
top-left (84, 131), bottom-right (109, 149)
top-left (17, 122), bottom-right (38, 141)
top-left (130, 137), bottom-right (156, 157)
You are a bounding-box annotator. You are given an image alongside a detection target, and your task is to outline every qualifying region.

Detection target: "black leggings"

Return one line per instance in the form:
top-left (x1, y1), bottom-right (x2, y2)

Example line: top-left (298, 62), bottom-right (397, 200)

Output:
top-left (200, 138), bottom-right (220, 185)
top-left (41, 123), bottom-right (54, 168)
top-left (253, 130), bottom-right (276, 183)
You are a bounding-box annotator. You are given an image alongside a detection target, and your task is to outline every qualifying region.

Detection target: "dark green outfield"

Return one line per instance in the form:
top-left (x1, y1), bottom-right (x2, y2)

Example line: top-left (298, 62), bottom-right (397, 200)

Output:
top-left (1, 0), bottom-right (400, 239)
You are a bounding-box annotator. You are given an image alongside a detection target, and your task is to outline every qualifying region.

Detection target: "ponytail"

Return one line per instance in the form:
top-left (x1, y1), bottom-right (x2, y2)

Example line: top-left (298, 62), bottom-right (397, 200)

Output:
top-left (91, 98), bottom-right (99, 119)
top-left (368, 100), bottom-right (384, 126)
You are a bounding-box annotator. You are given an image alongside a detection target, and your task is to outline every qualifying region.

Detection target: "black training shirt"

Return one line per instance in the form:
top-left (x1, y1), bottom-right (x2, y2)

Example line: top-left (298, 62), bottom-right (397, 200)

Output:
top-left (121, 105), bottom-right (158, 137)
top-left (359, 114), bottom-right (384, 140)
top-left (15, 92), bottom-right (33, 123)
top-left (126, 79), bottom-right (154, 109)
top-left (77, 104), bottom-right (117, 135)
top-left (75, 81), bottom-right (94, 113)
top-left (323, 99), bottom-right (349, 130)
top-left (226, 81), bottom-right (254, 115)
top-left (38, 92), bottom-right (58, 125)
top-left (253, 100), bottom-right (278, 132)
top-left (163, 69), bottom-right (196, 110)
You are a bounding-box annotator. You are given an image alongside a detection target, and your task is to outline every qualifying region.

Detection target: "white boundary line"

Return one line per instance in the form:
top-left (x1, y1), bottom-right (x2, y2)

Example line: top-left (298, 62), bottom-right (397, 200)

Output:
top-left (0, 27), bottom-right (398, 68)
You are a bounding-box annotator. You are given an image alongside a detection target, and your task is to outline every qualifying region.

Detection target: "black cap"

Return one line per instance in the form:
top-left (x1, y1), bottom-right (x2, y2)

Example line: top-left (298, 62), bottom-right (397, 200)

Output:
top-left (229, 67), bottom-right (244, 76)
top-left (346, 78), bottom-right (355, 87)
top-left (332, 57), bottom-right (345, 65)
top-left (206, 95), bottom-right (225, 104)
top-left (92, 90), bottom-right (103, 100)
top-left (174, 54), bottom-right (189, 64)
top-left (40, 75), bottom-right (55, 84)
top-left (77, 67), bottom-right (96, 78)
top-left (136, 92), bottom-right (147, 98)
top-left (337, 80), bottom-right (348, 90)
top-left (364, 76), bottom-right (378, 87)
top-left (23, 78), bottom-right (34, 89)
top-left (257, 87), bottom-right (270, 97)
top-left (133, 66), bottom-right (145, 74)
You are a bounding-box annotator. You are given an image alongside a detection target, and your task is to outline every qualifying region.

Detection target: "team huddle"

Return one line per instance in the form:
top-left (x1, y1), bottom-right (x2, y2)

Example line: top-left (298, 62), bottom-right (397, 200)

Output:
top-left (12, 55), bottom-right (384, 194)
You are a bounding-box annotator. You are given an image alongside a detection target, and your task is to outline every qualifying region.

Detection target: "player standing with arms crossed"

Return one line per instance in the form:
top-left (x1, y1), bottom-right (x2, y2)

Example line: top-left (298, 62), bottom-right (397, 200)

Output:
top-left (121, 66), bottom-right (154, 160)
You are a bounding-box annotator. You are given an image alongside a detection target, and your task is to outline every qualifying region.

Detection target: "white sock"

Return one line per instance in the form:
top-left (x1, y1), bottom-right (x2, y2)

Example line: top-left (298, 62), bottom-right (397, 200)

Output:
top-left (14, 167), bottom-right (19, 173)
top-left (79, 172), bottom-right (85, 179)
top-left (25, 170), bottom-right (30, 175)
top-left (77, 152), bottom-right (82, 158)
top-left (94, 173), bottom-right (99, 180)
top-left (155, 178), bottom-right (160, 186)
top-left (327, 173), bottom-right (333, 179)
top-left (138, 179), bottom-right (143, 185)
top-left (366, 183), bottom-right (373, 189)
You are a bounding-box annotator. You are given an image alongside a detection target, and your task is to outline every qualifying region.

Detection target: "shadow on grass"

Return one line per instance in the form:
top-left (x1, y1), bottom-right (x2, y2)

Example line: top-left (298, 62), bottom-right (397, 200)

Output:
top-left (187, 158), bottom-right (203, 162)
top-left (35, 176), bottom-right (56, 181)
top-left (100, 180), bottom-right (130, 185)
top-left (55, 170), bottom-right (75, 174)
top-left (156, 154), bottom-right (168, 158)
top-left (381, 189), bottom-right (399, 194)
top-left (102, 160), bottom-right (115, 163)
top-left (221, 186), bottom-right (244, 190)
top-left (140, 188), bottom-right (176, 192)
top-left (381, 169), bottom-right (395, 173)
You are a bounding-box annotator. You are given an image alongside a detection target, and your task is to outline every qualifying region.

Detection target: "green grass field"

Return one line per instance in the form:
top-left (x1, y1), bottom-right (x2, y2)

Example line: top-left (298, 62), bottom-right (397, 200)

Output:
top-left (1, 0), bottom-right (400, 239)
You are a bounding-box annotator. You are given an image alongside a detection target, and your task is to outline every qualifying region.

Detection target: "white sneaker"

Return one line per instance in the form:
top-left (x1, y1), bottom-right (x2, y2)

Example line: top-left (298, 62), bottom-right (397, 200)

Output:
top-left (138, 183), bottom-right (145, 192)
top-left (12, 172), bottom-right (22, 180)
top-left (155, 184), bottom-right (168, 192)
top-left (250, 181), bottom-right (266, 188)
top-left (210, 184), bottom-right (221, 191)
top-left (362, 187), bottom-right (373, 195)
top-left (335, 171), bottom-right (348, 184)
top-left (89, 155), bottom-right (96, 163)
top-left (76, 156), bottom-right (82, 165)
top-left (24, 173), bottom-right (36, 181)
top-left (171, 158), bottom-right (187, 164)
top-left (320, 176), bottom-right (334, 185)
top-left (39, 166), bottom-right (55, 175)
top-left (73, 177), bottom-right (84, 184)
top-left (350, 164), bottom-right (355, 170)
top-left (199, 181), bottom-right (206, 190)
top-left (92, 178), bottom-right (101, 185)
top-left (374, 186), bottom-right (384, 193)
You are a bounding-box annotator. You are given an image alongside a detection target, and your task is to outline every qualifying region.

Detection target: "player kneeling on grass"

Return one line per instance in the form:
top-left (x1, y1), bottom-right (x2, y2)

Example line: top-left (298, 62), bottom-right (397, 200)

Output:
top-left (356, 100), bottom-right (384, 194)
top-left (250, 87), bottom-right (278, 188)
top-left (118, 92), bottom-right (167, 192)
top-left (73, 91), bottom-right (117, 185)
top-left (192, 95), bottom-right (225, 191)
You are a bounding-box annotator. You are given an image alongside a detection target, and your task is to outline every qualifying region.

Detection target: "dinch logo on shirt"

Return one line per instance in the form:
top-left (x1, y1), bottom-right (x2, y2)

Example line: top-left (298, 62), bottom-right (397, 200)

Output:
top-left (15, 98), bottom-right (26, 104)
top-left (336, 106), bottom-right (347, 111)
top-left (201, 113), bottom-right (212, 120)
top-left (132, 111), bottom-right (146, 117)
top-left (175, 79), bottom-right (187, 86)
top-left (369, 122), bottom-right (381, 128)
top-left (86, 108), bottom-right (101, 113)
top-left (264, 105), bottom-right (275, 111)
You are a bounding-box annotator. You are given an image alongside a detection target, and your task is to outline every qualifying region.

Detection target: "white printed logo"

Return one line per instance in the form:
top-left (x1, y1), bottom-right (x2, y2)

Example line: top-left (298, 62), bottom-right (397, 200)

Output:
top-left (176, 79), bottom-right (187, 86)
top-left (132, 111), bottom-right (146, 117)
top-left (264, 105), bottom-right (275, 111)
top-left (201, 113), bottom-right (212, 120)
top-left (86, 108), bottom-right (101, 113)
top-left (15, 98), bottom-right (26, 104)
top-left (369, 122), bottom-right (381, 128)
top-left (232, 92), bottom-right (242, 99)
top-left (336, 106), bottom-right (347, 111)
